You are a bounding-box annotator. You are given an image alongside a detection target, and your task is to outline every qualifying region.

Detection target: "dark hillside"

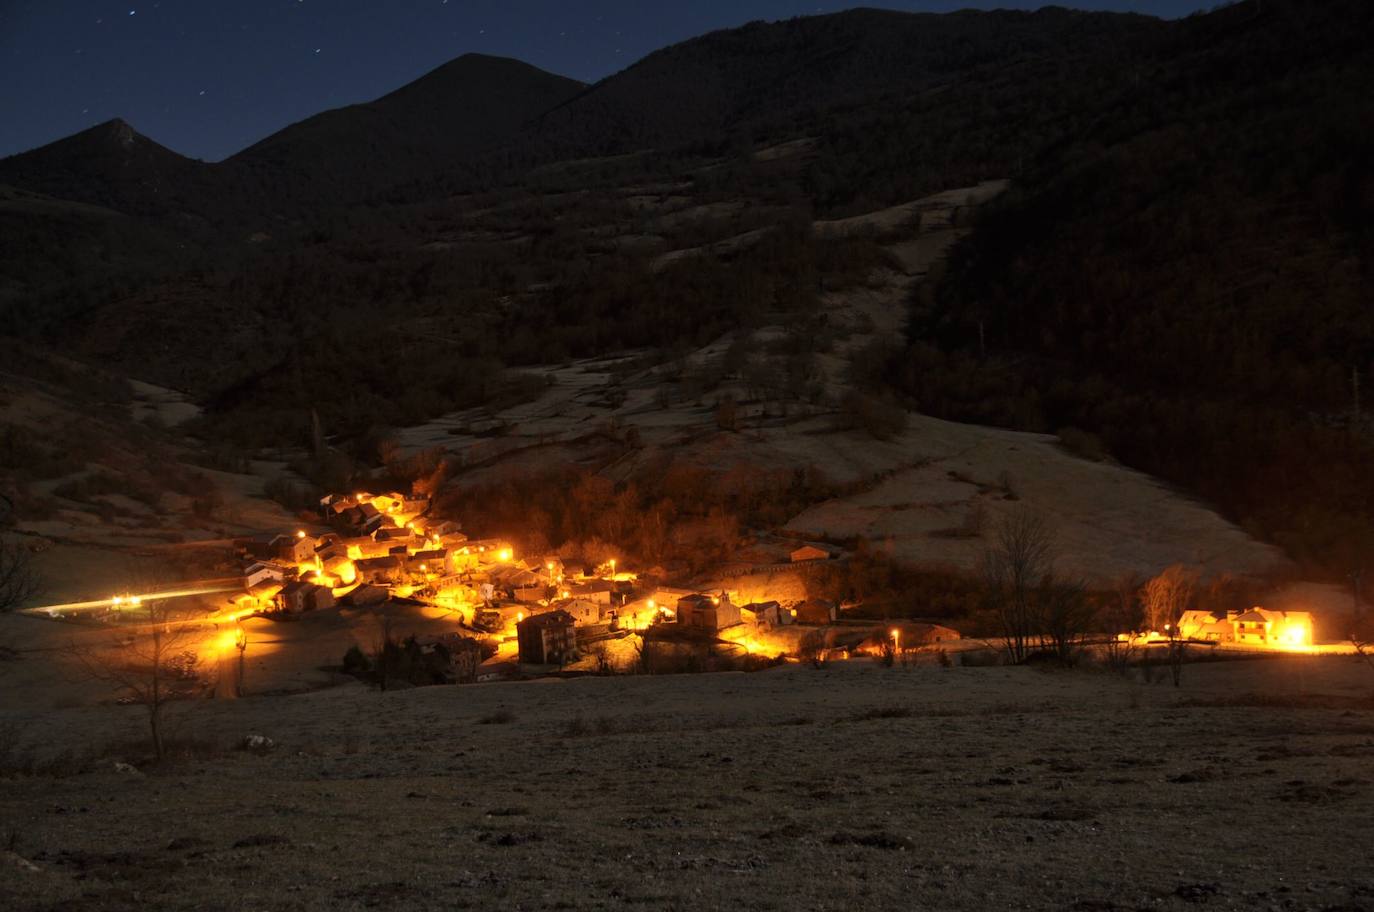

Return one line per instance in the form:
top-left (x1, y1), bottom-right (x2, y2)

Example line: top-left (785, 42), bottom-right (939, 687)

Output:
top-left (429, 7), bottom-right (1167, 213)
top-left (0, 186), bottom-right (193, 335)
top-left (2, 2), bottom-right (1371, 579)
top-left (230, 54), bottom-right (585, 210)
top-left (0, 119), bottom-right (237, 223)
top-left (897, 0), bottom-right (1374, 572)
top-left (527, 8), bottom-right (1162, 157)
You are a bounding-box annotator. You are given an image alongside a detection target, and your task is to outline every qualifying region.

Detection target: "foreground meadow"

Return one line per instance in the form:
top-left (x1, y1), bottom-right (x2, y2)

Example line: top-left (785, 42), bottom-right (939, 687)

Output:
top-left (3, 656), bottom-right (1374, 911)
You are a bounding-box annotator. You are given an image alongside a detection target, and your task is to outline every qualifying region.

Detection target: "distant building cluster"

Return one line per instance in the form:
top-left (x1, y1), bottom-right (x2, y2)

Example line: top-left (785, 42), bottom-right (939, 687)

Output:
top-left (1177, 607), bottom-right (1314, 648)
top-left (219, 488), bottom-right (959, 678)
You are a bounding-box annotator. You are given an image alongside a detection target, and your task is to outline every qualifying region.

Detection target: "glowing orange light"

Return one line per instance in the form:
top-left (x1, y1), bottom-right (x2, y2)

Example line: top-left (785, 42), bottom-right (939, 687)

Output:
top-left (296, 530), bottom-right (306, 539)
top-left (498, 549), bottom-right (512, 562)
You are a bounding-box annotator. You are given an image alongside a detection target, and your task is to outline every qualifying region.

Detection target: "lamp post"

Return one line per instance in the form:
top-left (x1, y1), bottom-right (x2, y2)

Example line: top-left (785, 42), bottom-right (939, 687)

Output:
top-left (235, 626), bottom-right (248, 698)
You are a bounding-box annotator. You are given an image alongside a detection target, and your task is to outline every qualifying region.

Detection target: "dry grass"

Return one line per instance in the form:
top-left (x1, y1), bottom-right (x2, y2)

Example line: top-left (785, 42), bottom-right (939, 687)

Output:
top-left (3, 658), bottom-right (1374, 911)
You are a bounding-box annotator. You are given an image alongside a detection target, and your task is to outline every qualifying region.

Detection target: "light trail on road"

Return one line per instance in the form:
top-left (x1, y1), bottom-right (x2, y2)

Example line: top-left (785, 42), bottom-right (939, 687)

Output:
top-left (20, 584), bottom-right (240, 617)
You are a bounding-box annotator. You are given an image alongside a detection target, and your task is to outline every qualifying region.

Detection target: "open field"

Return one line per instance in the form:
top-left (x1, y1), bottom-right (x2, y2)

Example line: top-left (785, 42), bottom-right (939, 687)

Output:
top-left (4, 656), bottom-right (1374, 911)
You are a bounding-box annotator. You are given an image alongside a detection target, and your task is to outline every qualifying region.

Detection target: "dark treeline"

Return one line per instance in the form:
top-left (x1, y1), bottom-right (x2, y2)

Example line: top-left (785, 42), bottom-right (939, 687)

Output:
top-left (436, 460), bottom-right (843, 575)
top-left (888, 0), bottom-right (1374, 576)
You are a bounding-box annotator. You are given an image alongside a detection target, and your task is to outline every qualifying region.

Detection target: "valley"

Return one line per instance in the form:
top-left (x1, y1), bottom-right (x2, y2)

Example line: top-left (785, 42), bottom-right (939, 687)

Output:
top-left (2, 3), bottom-right (1373, 908)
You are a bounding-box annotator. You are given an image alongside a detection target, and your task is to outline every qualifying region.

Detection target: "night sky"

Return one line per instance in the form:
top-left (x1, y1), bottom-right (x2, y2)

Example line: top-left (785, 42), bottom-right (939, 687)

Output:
top-left (2, 0), bottom-right (1216, 163)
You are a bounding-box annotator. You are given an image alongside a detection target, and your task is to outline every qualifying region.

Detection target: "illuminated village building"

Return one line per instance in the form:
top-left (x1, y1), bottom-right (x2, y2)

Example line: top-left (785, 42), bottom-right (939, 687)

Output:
top-left (354, 555), bottom-right (403, 585)
top-left (343, 583), bottom-right (389, 608)
top-left (316, 543), bottom-right (356, 584)
top-left (570, 579), bottom-right (615, 605)
top-left (405, 549), bottom-right (448, 576)
top-left (373, 526), bottom-right (415, 546)
top-left (741, 600), bottom-right (786, 628)
top-left (343, 502), bottom-right (385, 536)
top-left (560, 598), bottom-right (607, 627)
top-left (1175, 607), bottom-right (1315, 648)
top-left (677, 593), bottom-right (742, 631)
top-left (790, 543), bottom-right (839, 563)
top-left (276, 580), bottom-right (336, 615)
top-left (516, 609), bottom-right (578, 664)
top-left (1176, 607), bottom-right (1314, 647)
top-left (241, 560), bottom-right (288, 590)
top-left (513, 583), bottom-right (551, 603)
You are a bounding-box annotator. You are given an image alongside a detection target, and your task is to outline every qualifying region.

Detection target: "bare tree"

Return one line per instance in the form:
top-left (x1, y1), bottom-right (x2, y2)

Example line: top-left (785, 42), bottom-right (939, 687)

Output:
top-left (1346, 566), bottom-right (1374, 672)
top-left (0, 535), bottom-right (40, 616)
top-left (1037, 575), bottom-right (1093, 666)
top-left (981, 510), bottom-right (1055, 664)
top-left (1140, 565), bottom-right (1199, 687)
top-left (1140, 565), bottom-right (1198, 635)
top-left (71, 596), bottom-right (204, 761)
top-left (1101, 574), bottom-right (1144, 673)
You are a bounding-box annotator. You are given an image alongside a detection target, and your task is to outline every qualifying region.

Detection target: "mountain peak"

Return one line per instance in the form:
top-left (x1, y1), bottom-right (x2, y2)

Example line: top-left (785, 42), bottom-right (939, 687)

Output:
top-left (94, 118), bottom-right (140, 149)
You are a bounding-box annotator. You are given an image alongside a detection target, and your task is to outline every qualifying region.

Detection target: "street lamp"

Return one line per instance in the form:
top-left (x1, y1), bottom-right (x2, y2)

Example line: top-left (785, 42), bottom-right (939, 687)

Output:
top-left (235, 627), bottom-right (248, 698)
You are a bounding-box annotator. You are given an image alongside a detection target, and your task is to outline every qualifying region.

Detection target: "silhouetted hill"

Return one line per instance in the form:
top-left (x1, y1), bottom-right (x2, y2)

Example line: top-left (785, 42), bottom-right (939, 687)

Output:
top-left (525, 7), bottom-right (1162, 159)
top-left (0, 119), bottom-right (229, 221)
top-left (0, 55), bottom-right (585, 220)
top-left (230, 54), bottom-right (585, 209)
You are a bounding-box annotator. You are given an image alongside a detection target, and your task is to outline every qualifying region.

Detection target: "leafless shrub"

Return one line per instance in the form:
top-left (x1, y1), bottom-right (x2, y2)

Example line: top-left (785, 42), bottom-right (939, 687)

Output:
top-left (1037, 575), bottom-right (1093, 666)
top-left (68, 595), bottom-right (207, 762)
top-left (1101, 574), bottom-right (1144, 673)
top-left (1140, 565), bottom-right (1199, 635)
top-left (0, 534), bottom-right (40, 617)
top-left (1141, 565), bottom-right (1199, 686)
top-left (981, 510), bottom-right (1053, 664)
top-left (1350, 605), bottom-right (1374, 673)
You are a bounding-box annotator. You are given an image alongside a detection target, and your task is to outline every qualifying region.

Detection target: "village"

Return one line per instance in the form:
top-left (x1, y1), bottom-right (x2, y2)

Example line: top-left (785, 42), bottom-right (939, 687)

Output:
top-left (206, 488), bottom-right (956, 686)
top-left (67, 483), bottom-right (1306, 694)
